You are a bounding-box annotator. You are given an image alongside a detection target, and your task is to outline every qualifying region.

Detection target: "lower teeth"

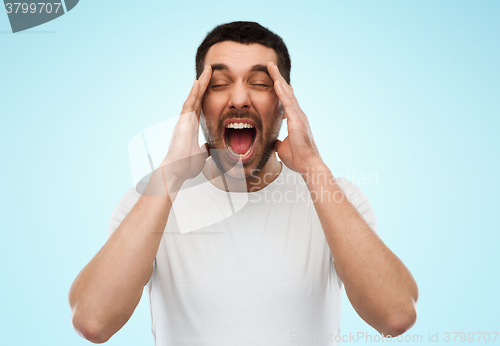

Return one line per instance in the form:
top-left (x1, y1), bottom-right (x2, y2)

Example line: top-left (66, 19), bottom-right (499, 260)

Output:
top-left (229, 145), bottom-right (252, 157)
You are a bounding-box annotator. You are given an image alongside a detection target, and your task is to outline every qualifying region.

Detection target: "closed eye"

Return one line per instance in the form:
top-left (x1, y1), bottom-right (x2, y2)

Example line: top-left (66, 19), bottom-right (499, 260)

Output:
top-left (252, 84), bottom-right (272, 88)
top-left (210, 83), bottom-right (272, 90)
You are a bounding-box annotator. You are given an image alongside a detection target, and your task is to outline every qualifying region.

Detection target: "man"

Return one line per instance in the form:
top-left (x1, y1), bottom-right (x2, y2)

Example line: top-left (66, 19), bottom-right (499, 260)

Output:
top-left (68, 21), bottom-right (418, 345)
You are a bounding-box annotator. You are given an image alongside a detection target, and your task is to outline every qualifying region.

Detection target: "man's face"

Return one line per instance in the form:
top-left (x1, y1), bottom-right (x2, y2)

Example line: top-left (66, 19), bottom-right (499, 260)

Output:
top-left (200, 41), bottom-right (284, 179)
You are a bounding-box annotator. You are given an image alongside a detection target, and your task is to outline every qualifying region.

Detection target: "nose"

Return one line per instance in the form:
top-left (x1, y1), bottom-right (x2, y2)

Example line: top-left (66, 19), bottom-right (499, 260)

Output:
top-left (228, 82), bottom-right (251, 111)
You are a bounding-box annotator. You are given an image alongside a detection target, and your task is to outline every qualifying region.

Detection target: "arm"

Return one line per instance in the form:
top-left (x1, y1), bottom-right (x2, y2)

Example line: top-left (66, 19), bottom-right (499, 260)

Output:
top-left (268, 61), bottom-right (418, 337)
top-left (304, 165), bottom-right (418, 336)
top-left (68, 66), bottom-right (212, 343)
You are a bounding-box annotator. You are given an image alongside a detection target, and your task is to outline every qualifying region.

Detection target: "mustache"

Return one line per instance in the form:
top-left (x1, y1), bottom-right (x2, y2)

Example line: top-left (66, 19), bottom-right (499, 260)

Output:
top-left (217, 110), bottom-right (263, 132)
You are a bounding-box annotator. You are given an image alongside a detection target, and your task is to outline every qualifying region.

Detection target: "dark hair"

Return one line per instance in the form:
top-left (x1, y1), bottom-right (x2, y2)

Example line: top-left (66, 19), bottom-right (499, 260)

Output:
top-left (195, 21), bottom-right (291, 84)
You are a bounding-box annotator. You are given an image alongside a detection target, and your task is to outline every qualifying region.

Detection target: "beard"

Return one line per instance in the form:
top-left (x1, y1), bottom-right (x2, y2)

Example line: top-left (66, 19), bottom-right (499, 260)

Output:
top-left (200, 106), bottom-right (283, 179)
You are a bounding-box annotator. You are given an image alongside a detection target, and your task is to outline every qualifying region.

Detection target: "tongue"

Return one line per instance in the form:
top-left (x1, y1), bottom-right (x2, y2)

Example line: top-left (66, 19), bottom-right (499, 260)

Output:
top-left (229, 129), bottom-right (254, 155)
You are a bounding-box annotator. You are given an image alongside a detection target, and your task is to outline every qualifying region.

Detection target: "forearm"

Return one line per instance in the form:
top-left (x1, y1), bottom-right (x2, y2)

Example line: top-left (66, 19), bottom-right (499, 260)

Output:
top-left (304, 164), bottom-right (418, 336)
top-left (68, 168), bottom-right (182, 343)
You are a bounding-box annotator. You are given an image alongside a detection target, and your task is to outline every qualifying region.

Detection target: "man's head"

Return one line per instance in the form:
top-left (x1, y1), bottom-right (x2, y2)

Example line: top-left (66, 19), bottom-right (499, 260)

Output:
top-left (196, 22), bottom-right (291, 179)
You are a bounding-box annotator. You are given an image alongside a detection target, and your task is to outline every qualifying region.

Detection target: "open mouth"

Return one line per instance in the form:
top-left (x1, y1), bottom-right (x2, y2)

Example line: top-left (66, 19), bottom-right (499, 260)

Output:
top-left (223, 120), bottom-right (258, 162)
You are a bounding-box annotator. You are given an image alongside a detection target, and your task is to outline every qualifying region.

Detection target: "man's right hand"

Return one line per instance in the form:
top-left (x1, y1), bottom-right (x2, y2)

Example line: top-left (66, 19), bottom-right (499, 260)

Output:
top-left (147, 66), bottom-right (212, 196)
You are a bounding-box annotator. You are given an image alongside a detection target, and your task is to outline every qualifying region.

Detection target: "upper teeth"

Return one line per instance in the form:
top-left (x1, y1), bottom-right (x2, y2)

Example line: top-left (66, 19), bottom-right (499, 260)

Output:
top-left (226, 122), bottom-right (254, 129)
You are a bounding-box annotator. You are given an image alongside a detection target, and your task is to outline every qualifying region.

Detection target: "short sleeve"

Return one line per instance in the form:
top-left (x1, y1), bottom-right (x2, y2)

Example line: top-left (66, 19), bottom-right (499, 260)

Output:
top-left (108, 188), bottom-right (142, 238)
top-left (335, 177), bottom-right (378, 235)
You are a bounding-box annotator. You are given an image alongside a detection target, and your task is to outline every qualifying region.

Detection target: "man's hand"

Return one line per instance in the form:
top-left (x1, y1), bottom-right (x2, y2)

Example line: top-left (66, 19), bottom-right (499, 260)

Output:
top-left (268, 61), bottom-right (324, 176)
top-left (156, 66), bottom-right (212, 193)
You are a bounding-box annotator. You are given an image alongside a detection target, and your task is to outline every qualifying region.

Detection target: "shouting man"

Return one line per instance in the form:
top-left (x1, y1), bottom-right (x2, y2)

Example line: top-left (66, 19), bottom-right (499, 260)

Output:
top-left (69, 21), bottom-right (418, 345)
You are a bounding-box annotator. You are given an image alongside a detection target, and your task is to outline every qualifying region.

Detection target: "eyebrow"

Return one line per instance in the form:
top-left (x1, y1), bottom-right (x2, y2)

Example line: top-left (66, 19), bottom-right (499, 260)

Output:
top-left (210, 63), bottom-right (271, 77)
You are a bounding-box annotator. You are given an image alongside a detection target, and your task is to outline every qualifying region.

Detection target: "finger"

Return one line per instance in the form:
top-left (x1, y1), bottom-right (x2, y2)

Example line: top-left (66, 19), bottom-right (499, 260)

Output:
top-left (267, 61), bottom-right (284, 84)
top-left (268, 62), bottom-right (303, 118)
top-left (266, 62), bottom-right (292, 108)
top-left (199, 65), bottom-right (212, 94)
top-left (288, 84), bottom-right (301, 109)
top-left (193, 66), bottom-right (212, 117)
top-left (274, 80), bottom-right (301, 122)
top-left (288, 84), bottom-right (300, 107)
top-left (267, 62), bottom-right (294, 98)
top-left (181, 80), bottom-right (200, 115)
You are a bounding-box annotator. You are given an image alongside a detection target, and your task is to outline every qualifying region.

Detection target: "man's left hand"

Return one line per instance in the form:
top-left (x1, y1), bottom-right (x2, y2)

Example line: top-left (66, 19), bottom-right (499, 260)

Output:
top-left (268, 61), bottom-right (325, 175)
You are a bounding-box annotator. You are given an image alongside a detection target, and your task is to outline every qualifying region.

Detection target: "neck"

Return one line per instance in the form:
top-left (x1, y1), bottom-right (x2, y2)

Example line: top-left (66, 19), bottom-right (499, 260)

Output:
top-left (202, 153), bottom-right (283, 192)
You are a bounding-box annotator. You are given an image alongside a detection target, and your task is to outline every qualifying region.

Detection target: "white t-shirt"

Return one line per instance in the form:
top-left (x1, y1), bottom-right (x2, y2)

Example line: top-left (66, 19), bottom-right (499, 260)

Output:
top-left (108, 163), bottom-right (378, 346)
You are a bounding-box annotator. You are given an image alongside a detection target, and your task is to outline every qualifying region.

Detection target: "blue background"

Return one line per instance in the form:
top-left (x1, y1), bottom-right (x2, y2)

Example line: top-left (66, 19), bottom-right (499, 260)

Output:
top-left (1, 1), bottom-right (499, 345)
